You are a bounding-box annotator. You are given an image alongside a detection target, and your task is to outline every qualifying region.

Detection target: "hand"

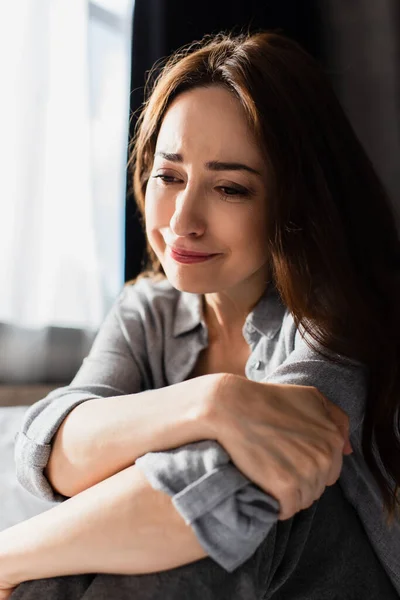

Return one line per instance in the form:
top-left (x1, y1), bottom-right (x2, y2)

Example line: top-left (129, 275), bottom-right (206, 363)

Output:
top-left (204, 374), bottom-right (352, 521)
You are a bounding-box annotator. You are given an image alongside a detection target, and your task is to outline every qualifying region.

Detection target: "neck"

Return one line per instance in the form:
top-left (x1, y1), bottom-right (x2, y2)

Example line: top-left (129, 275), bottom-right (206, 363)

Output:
top-left (202, 277), bottom-right (269, 343)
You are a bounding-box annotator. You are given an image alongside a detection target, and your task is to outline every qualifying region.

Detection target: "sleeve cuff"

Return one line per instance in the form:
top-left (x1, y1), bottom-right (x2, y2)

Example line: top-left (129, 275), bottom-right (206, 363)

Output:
top-left (135, 440), bottom-right (279, 572)
top-left (14, 392), bottom-right (101, 503)
top-left (14, 431), bottom-right (68, 503)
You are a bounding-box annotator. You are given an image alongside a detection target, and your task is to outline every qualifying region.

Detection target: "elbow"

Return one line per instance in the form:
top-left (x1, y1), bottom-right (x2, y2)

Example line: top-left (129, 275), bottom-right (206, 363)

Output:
top-left (43, 457), bottom-right (76, 498)
top-left (44, 454), bottom-right (95, 498)
top-left (44, 419), bottom-right (90, 498)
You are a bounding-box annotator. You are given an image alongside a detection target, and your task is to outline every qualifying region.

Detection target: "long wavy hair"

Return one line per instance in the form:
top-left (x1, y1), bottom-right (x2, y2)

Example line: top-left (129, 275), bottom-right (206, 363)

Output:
top-left (127, 30), bottom-right (400, 522)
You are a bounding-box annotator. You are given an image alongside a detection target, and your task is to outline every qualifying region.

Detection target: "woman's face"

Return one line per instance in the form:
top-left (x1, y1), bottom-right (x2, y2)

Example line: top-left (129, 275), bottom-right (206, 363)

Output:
top-left (145, 85), bottom-right (269, 295)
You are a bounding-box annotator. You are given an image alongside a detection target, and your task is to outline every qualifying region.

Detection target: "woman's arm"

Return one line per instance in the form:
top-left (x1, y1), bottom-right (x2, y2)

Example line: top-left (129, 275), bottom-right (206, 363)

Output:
top-left (4, 376), bottom-right (352, 587)
top-left (16, 281), bottom-right (223, 503)
top-left (45, 375), bottom-right (219, 497)
top-left (1, 464), bottom-right (207, 588)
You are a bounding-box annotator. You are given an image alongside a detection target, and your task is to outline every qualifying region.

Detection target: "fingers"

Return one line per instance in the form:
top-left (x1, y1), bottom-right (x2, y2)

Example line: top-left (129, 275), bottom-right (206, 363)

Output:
top-left (279, 460), bottom-right (342, 519)
top-left (313, 390), bottom-right (353, 455)
top-left (278, 487), bottom-right (302, 521)
top-left (252, 454), bottom-right (331, 521)
top-left (324, 402), bottom-right (353, 455)
top-left (218, 381), bottom-right (353, 522)
top-left (324, 445), bottom-right (344, 487)
top-left (256, 433), bottom-right (345, 521)
top-left (276, 474), bottom-right (323, 520)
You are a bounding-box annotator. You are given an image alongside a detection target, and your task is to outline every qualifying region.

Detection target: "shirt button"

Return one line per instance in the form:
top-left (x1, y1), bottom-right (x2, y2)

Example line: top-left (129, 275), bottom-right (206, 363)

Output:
top-left (254, 360), bottom-right (261, 370)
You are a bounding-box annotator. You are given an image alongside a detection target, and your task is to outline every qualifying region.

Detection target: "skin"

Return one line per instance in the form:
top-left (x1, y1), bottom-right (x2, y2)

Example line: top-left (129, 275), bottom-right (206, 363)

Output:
top-left (145, 84), bottom-right (270, 344)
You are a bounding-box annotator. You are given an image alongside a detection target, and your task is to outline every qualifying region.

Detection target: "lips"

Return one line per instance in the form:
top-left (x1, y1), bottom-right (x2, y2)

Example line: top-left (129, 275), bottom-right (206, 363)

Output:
top-left (168, 245), bottom-right (221, 265)
top-left (169, 246), bottom-right (217, 258)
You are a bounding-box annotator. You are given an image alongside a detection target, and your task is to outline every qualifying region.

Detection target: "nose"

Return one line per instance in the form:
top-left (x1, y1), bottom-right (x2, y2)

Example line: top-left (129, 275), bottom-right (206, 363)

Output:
top-left (169, 186), bottom-right (206, 238)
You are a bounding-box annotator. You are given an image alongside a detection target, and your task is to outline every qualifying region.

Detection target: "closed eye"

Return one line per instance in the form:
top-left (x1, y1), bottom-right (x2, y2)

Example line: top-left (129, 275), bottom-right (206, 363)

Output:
top-left (152, 174), bottom-right (181, 184)
top-left (152, 175), bottom-right (251, 201)
top-left (216, 186), bottom-right (250, 200)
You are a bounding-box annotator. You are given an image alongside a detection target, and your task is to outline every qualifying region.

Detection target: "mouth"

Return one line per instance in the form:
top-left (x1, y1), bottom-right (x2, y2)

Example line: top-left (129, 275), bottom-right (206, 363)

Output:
top-left (168, 246), bottom-right (221, 264)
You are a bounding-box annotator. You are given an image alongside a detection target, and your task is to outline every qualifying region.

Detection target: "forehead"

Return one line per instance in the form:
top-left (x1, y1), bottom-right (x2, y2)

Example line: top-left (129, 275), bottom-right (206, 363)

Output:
top-left (155, 86), bottom-right (263, 167)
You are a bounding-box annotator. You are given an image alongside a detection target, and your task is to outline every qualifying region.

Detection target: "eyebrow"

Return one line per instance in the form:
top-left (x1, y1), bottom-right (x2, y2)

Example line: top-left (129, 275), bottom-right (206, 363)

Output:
top-left (155, 151), bottom-right (262, 177)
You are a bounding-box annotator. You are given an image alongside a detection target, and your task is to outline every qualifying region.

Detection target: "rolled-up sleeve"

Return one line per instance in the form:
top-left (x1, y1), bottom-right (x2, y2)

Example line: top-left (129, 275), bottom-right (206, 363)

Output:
top-left (14, 287), bottom-right (145, 503)
top-left (135, 441), bottom-right (280, 572)
top-left (136, 324), bottom-right (368, 572)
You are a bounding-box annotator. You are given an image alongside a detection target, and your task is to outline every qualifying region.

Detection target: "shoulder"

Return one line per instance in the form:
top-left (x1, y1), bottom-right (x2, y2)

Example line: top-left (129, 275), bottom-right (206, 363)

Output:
top-left (115, 275), bottom-right (182, 335)
top-left (277, 309), bottom-right (363, 368)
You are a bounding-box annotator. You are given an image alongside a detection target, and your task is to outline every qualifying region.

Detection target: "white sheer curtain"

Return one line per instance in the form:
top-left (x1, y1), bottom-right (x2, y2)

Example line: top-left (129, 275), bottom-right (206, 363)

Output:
top-left (0, 0), bottom-right (134, 382)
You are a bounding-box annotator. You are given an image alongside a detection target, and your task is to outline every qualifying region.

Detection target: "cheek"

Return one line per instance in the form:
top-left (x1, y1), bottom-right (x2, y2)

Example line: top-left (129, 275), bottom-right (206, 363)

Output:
top-left (228, 206), bottom-right (267, 248)
top-left (145, 222), bottom-right (165, 263)
top-left (231, 209), bottom-right (268, 268)
top-left (145, 189), bottom-right (171, 230)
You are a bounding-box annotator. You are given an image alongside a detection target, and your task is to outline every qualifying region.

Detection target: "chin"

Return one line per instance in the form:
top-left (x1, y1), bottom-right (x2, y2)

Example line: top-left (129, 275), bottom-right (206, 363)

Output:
top-left (165, 271), bottom-right (223, 294)
top-left (168, 279), bottom-right (216, 294)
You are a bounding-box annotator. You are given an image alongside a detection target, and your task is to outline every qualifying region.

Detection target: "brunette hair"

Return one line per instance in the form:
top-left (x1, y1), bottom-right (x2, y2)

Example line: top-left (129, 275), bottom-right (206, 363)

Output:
top-left (127, 30), bottom-right (400, 521)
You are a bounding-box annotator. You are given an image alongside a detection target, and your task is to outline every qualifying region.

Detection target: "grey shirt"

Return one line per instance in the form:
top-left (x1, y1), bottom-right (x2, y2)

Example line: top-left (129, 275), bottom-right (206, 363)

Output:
top-left (14, 277), bottom-right (400, 594)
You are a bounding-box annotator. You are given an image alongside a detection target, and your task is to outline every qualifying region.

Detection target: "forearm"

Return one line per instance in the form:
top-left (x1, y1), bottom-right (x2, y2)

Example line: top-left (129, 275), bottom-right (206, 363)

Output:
top-left (46, 375), bottom-right (219, 497)
top-left (1, 464), bottom-right (207, 586)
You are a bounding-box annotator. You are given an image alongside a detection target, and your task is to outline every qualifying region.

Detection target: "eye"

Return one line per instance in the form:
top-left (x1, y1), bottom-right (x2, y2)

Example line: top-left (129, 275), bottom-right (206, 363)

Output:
top-left (216, 186), bottom-right (250, 201)
top-left (152, 174), bottom-right (181, 184)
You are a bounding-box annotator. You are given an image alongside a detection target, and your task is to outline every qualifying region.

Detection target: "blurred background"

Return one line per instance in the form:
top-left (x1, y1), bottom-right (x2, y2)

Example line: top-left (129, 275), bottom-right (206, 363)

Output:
top-left (0, 0), bottom-right (399, 388)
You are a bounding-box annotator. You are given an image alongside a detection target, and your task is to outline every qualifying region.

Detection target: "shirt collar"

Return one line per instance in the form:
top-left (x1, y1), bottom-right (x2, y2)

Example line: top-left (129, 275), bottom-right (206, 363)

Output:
top-left (173, 291), bottom-right (205, 337)
top-left (173, 280), bottom-right (287, 340)
top-left (244, 280), bottom-right (287, 339)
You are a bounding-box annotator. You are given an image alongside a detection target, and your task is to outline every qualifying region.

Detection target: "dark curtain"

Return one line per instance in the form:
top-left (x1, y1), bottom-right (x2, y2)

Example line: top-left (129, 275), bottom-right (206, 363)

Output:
top-left (319, 0), bottom-right (400, 226)
top-left (124, 0), bottom-right (400, 282)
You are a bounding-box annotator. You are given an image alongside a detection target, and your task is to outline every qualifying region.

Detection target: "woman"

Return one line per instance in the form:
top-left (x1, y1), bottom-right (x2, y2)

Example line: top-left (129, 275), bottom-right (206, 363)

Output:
top-left (1, 30), bottom-right (399, 599)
